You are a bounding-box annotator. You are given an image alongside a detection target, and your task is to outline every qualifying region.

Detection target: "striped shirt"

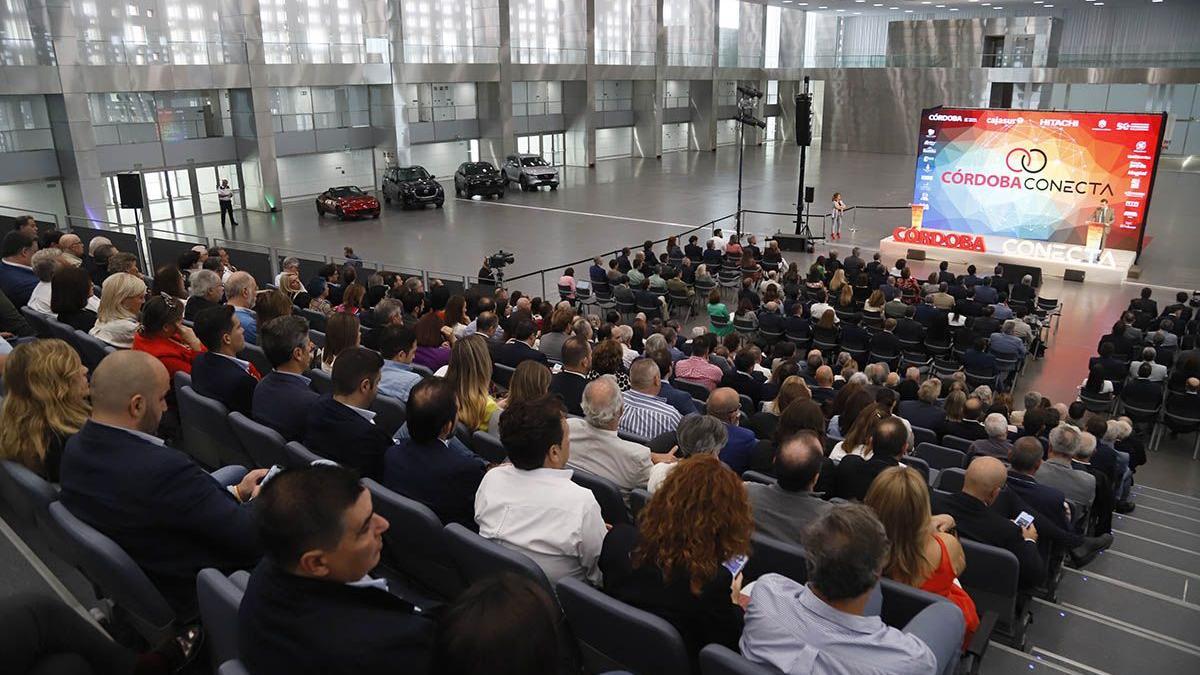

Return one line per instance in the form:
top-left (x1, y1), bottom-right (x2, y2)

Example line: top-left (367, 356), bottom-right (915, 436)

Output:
top-left (619, 389), bottom-right (682, 440)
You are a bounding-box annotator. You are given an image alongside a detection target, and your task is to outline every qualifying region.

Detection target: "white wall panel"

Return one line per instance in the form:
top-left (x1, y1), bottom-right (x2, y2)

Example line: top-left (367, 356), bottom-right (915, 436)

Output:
top-left (407, 140), bottom-right (474, 179)
top-left (277, 149), bottom-right (375, 199)
top-left (596, 127), bottom-right (631, 160)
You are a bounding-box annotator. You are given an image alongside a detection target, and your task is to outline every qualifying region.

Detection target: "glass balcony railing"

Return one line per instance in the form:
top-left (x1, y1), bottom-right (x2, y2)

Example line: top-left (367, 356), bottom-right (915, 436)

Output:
top-left (93, 122), bottom-right (160, 146)
top-left (272, 111), bottom-right (372, 133)
top-left (1057, 52), bottom-right (1200, 68)
top-left (594, 98), bottom-right (633, 112)
top-left (512, 101), bottom-right (563, 117)
top-left (663, 95), bottom-right (690, 109)
top-left (594, 49), bottom-right (656, 66)
top-left (404, 105), bottom-right (478, 124)
top-left (511, 47), bottom-right (587, 65)
top-left (402, 44), bottom-right (499, 64)
top-left (79, 40), bottom-right (248, 66)
top-left (0, 37), bottom-right (56, 66)
top-left (262, 42), bottom-right (385, 65)
top-left (0, 128), bottom-right (54, 152)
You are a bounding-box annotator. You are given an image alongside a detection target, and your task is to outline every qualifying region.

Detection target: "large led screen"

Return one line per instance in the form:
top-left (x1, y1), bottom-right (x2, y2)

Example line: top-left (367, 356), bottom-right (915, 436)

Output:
top-left (913, 107), bottom-right (1166, 251)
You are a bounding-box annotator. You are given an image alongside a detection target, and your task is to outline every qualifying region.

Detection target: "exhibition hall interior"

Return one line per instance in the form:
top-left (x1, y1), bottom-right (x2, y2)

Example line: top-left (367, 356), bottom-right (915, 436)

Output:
top-left (3, 0), bottom-right (1200, 673)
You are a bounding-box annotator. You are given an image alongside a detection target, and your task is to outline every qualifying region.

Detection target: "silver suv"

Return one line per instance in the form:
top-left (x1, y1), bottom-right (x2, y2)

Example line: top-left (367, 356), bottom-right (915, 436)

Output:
top-left (503, 154), bottom-right (560, 191)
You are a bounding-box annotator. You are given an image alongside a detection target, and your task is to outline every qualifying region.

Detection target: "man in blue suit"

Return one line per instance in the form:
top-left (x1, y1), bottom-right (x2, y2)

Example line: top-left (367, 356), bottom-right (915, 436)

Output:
top-left (707, 387), bottom-right (757, 474)
top-left (239, 464), bottom-right (433, 674)
top-left (0, 230), bottom-right (39, 307)
top-left (382, 378), bottom-right (487, 529)
top-left (648, 350), bottom-right (697, 416)
top-left (304, 347), bottom-right (393, 479)
top-left (191, 305), bottom-right (261, 416)
top-left (253, 315), bottom-right (320, 441)
top-left (59, 350), bottom-right (267, 612)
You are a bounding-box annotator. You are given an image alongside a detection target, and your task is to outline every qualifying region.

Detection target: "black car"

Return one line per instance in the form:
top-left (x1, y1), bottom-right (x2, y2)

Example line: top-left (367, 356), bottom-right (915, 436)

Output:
top-left (382, 165), bottom-right (444, 209)
top-left (454, 161), bottom-right (506, 199)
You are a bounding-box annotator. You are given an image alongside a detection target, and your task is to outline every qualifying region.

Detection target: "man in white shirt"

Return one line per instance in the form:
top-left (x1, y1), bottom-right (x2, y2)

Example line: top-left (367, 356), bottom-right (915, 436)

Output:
top-left (26, 247), bottom-right (65, 314)
top-left (619, 358), bottom-right (683, 440)
top-left (476, 394), bottom-right (607, 586)
top-left (708, 228), bottom-right (729, 251)
top-left (568, 375), bottom-right (675, 492)
top-left (218, 178), bottom-right (238, 227)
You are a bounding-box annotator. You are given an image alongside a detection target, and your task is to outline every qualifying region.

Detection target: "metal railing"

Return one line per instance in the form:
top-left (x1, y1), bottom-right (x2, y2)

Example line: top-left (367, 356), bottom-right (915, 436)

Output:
top-left (262, 42), bottom-right (383, 65)
top-left (500, 212), bottom-right (736, 300)
top-left (666, 52), bottom-right (713, 68)
top-left (1, 205), bottom-right (60, 229)
top-left (511, 47), bottom-right (588, 65)
top-left (79, 40), bottom-right (248, 66)
top-left (0, 37), bottom-right (56, 66)
top-left (401, 44), bottom-right (499, 64)
top-left (594, 98), bottom-right (634, 112)
top-left (272, 111), bottom-right (372, 133)
top-left (595, 50), bottom-right (656, 66)
top-left (405, 104), bottom-right (478, 124)
top-left (0, 128), bottom-right (54, 153)
top-left (513, 101), bottom-right (564, 117)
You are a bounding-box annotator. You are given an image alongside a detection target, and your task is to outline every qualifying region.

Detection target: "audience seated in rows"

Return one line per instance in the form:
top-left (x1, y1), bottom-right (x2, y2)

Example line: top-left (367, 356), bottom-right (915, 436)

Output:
top-left (566, 375), bottom-right (675, 493)
top-left (303, 347), bottom-right (392, 479)
top-left (253, 315), bottom-right (320, 441)
top-left (191, 305), bottom-right (261, 416)
top-left (0, 339), bottom-right (90, 482)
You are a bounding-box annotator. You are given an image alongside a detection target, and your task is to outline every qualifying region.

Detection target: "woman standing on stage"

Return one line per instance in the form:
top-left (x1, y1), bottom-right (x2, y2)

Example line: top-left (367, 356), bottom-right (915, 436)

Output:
top-left (831, 192), bottom-right (848, 240)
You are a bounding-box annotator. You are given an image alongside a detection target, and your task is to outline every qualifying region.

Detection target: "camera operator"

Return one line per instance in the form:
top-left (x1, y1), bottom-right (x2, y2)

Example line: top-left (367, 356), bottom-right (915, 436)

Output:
top-left (477, 256), bottom-right (496, 288)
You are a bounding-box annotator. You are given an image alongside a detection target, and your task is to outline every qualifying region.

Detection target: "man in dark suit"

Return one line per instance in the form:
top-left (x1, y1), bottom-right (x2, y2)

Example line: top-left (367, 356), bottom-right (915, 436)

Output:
top-left (988, 266), bottom-right (1010, 299)
top-left (782, 303), bottom-right (809, 339)
top-left (834, 416), bottom-right (908, 501)
top-left (1010, 274), bottom-right (1037, 304)
top-left (720, 350), bottom-right (768, 407)
top-left (615, 247), bottom-right (632, 273)
top-left (1088, 342), bottom-right (1129, 385)
top-left (1002, 437), bottom-right (1113, 566)
top-left (1129, 287), bottom-right (1157, 318)
top-left (493, 315), bottom-right (549, 368)
top-left (589, 256), bottom-right (607, 284)
top-left (962, 264), bottom-right (981, 288)
top-left (1168, 377), bottom-right (1200, 419)
top-left (549, 337), bottom-right (591, 416)
top-left (382, 379), bottom-right (487, 529)
top-left (961, 338), bottom-right (997, 374)
top-left (973, 278), bottom-right (999, 305)
top-left (757, 302), bottom-right (785, 337)
top-left (304, 347), bottom-right (394, 480)
top-left (897, 379), bottom-right (946, 437)
top-left (1123, 362), bottom-right (1164, 409)
top-left (253, 315), bottom-right (321, 441)
top-left (936, 260), bottom-right (955, 285)
top-left (0, 230), bottom-right (39, 307)
top-left (191, 305), bottom-right (261, 416)
top-left (647, 348), bottom-right (697, 416)
top-left (868, 318), bottom-right (900, 357)
top-left (894, 306), bottom-right (926, 345)
top-left (944, 396), bottom-right (988, 441)
top-left (59, 351), bottom-right (267, 612)
top-left (239, 464), bottom-right (433, 674)
top-left (971, 306), bottom-right (1001, 342)
top-left (954, 287), bottom-right (984, 318)
top-left (708, 387), bottom-right (758, 474)
top-left (931, 456), bottom-right (1045, 590)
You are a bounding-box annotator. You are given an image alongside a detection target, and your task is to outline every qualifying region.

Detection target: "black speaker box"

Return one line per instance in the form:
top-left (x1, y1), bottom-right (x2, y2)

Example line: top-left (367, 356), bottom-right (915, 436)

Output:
top-left (907, 249), bottom-right (926, 261)
top-left (117, 173), bottom-right (144, 209)
top-left (804, 187), bottom-right (815, 203)
top-left (772, 233), bottom-right (813, 253)
top-left (795, 93), bottom-right (813, 146)
top-left (1064, 269), bottom-right (1086, 283)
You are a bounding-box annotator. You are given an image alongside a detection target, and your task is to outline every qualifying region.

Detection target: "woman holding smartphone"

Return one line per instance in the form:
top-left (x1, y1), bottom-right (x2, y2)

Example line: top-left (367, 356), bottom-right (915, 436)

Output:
top-left (831, 192), bottom-right (848, 240)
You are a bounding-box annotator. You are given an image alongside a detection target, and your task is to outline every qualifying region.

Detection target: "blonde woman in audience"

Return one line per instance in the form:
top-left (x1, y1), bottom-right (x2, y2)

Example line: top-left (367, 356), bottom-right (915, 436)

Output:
top-left (0, 339), bottom-right (90, 481)
top-left (863, 289), bottom-right (886, 315)
top-left (829, 403), bottom-right (890, 462)
top-left (446, 335), bottom-right (499, 432)
top-left (488, 360), bottom-right (551, 435)
top-left (321, 312), bottom-right (360, 373)
top-left (90, 272), bottom-right (147, 348)
top-left (828, 268), bottom-right (848, 295)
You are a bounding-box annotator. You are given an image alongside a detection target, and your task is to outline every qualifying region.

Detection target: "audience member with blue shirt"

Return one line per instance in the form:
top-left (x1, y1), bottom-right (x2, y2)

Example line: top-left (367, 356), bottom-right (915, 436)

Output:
top-left (706, 387), bottom-right (757, 474)
top-left (382, 378), bottom-right (488, 529)
top-left (226, 271), bottom-right (259, 344)
top-left (0, 230), bottom-right (40, 307)
top-left (377, 324), bottom-right (423, 404)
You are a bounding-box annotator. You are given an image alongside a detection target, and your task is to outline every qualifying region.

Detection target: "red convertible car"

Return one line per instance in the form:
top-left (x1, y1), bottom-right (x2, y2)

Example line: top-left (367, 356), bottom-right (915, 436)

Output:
top-left (315, 186), bottom-right (380, 220)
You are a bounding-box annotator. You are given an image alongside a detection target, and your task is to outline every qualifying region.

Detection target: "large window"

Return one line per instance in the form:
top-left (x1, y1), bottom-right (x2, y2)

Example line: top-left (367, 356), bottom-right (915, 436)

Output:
top-left (269, 86), bottom-right (371, 132)
top-left (76, 0), bottom-right (238, 65)
top-left (512, 82), bottom-right (563, 117)
top-left (260, 0), bottom-right (366, 64)
top-left (595, 0), bottom-right (656, 66)
top-left (401, 0), bottom-right (500, 63)
top-left (510, 0), bottom-right (586, 64)
top-left (664, 0), bottom-right (713, 67)
top-left (0, 95), bottom-right (52, 152)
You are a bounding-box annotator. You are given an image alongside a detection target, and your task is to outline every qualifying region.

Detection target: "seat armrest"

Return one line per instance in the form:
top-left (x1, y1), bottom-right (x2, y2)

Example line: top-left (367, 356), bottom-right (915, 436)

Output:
top-left (959, 611), bottom-right (999, 675)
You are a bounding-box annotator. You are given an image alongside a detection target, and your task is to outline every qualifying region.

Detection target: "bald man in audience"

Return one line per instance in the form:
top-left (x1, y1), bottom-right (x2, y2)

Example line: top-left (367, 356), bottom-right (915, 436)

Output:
top-left (931, 457), bottom-right (1045, 590)
top-left (59, 351), bottom-right (266, 612)
top-left (707, 387), bottom-right (758, 474)
top-left (746, 430), bottom-right (834, 546)
top-left (811, 366), bottom-right (836, 404)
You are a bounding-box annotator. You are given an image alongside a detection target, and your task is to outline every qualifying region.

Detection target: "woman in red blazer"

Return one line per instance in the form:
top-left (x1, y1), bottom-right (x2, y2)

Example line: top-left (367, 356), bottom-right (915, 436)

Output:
top-left (132, 293), bottom-right (205, 377)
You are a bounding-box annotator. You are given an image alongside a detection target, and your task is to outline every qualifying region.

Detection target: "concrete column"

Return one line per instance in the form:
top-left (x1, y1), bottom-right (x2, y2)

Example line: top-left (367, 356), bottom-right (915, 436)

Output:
top-left (633, 0), bottom-right (666, 159)
top-left (229, 0), bottom-right (282, 212)
top-left (367, 0), bottom-right (409, 179)
top-left (477, 0), bottom-right (516, 164)
top-left (562, 80), bottom-right (593, 167)
top-left (777, 80), bottom-right (798, 144)
top-left (689, 79), bottom-right (716, 152)
top-left (27, 0), bottom-right (107, 221)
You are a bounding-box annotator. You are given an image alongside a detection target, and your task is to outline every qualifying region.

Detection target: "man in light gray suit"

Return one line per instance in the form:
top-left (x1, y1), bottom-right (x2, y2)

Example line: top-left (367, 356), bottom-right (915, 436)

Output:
top-left (745, 430), bottom-right (832, 546)
top-left (1035, 423), bottom-right (1096, 527)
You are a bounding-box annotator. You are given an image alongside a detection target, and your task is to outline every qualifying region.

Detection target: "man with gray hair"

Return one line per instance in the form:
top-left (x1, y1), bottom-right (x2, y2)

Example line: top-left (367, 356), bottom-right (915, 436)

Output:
top-left (968, 412), bottom-right (1013, 460)
top-left (185, 268), bottom-right (224, 321)
top-left (646, 414), bottom-right (726, 493)
top-left (1036, 423), bottom-right (1097, 520)
top-left (226, 271), bottom-right (260, 344)
top-left (566, 375), bottom-right (675, 493)
top-left (740, 504), bottom-right (957, 675)
top-left (746, 430), bottom-right (833, 546)
top-left (619, 358), bottom-right (682, 440)
top-left (1128, 346), bottom-right (1168, 382)
top-left (614, 324), bottom-right (637, 368)
top-left (275, 256), bottom-right (305, 292)
top-left (25, 247), bottom-right (64, 314)
top-left (1071, 431), bottom-right (1115, 534)
top-left (58, 233), bottom-right (84, 267)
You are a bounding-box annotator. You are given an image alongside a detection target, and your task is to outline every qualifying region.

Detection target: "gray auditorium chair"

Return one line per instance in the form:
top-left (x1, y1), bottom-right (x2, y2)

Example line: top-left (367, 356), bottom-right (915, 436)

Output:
top-left (46, 316), bottom-right (76, 343)
top-left (741, 470), bottom-right (777, 486)
top-left (172, 370), bottom-right (192, 393)
top-left (19, 306), bottom-right (51, 336)
top-left (959, 538), bottom-right (1031, 649)
top-left (49, 502), bottom-right (176, 644)
top-left (617, 429), bottom-right (652, 447)
top-left (471, 431), bottom-right (507, 463)
top-left (910, 425), bottom-right (938, 447)
top-left (899, 455), bottom-right (932, 484)
top-left (932, 467), bottom-right (966, 493)
top-left (72, 329), bottom-right (116, 371)
top-left (912, 443), bottom-right (967, 471)
top-left (557, 576), bottom-right (691, 675)
top-left (443, 522), bottom-right (554, 600)
top-left (570, 468), bottom-right (631, 526)
top-left (178, 385), bottom-right (250, 469)
top-left (629, 488), bottom-right (651, 520)
top-left (306, 368), bottom-right (332, 394)
top-left (0, 459), bottom-right (59, 527)
top-left (364, 479), bottom-right (464, 601)
top-left (492, 363), bottom-right (516, 389)
top-left (228, 412), bottom-right (288, 468)
top-left (743, 532), bottom-right (808, 584)
top-left (283, 441), bottom-right (324, 468)
top-left (237, 343), bottom-right (272, 379)
top-left (370, 394), bottom-right (407, 438)
top-left (940, 435), bottom-right (973, 454)
top-left (217, 660), bottom-right (250, 675)
top-left (699, 645), bottom-right (780, 675)
top-left (197, 568), bottom-right (247, 668)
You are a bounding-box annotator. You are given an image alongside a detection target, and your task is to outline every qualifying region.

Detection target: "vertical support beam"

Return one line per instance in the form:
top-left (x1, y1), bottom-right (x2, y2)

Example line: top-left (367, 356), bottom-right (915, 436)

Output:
top-left (228, 0), bottom-right (282, 212)
top-left (633, 0), bottom-right (665, 159)
top-left (478, 0), bottom-right (516, 165)
top-left (689, 79), bottom-right (716, 152)
top-left (365, 0), bottom-right (408, 181)
top-left (572, 0), bottom-right (596, 167)
top-left (777, 80), bottom-right (798, 144)
top-left (28, 0), bottom-right (107, 220)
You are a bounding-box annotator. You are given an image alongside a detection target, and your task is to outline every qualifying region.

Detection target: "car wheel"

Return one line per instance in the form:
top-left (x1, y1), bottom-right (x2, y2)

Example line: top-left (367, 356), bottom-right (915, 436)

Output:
top-left (455, 185), bottom-right (463, 198)
top-left (520, 176), bottom-right (529, 192)
top-left (336, 208), bottom-right (345, 220)
top-left (372, 212), bottom-right (380, 219)
top-left (435, 200), bottom-right (444, 208)
top-left (550, 185), bottom-right (558, 191)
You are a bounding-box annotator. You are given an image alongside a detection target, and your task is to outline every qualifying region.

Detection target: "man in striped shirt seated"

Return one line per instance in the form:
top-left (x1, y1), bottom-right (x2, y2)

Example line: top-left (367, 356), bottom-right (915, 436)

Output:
top-left (619, 358), bottom-right (684, 441)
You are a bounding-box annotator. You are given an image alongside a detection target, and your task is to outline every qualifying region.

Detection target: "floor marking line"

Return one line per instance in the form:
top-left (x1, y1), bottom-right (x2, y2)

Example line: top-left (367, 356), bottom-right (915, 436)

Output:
top-left (1034, 599), bottom-right (1200, 656)
top-left (1131, 492), bottom-right (1200, 515)
top-left (1104, 549), bottom-right (1200, 581)
top-left (1061, 566), bottom-right (1200, 611)
top-left (988, 643), bottom-right (1082, 675)
top-left (0, 515), bottom-right (103, 631)
top-left (459, 199), bottom-right (702, 230)
top-left (1030, 648), bottom-right (1113, 675)
top-left (1115, 529), bottom-right (1200, 556)
top-left (1186, 578), bottom-right (1191, 603)
top-left (1117, 514), bottom-right (1200, 539)
top-left (1135, 485), bottom-right (1200, 504)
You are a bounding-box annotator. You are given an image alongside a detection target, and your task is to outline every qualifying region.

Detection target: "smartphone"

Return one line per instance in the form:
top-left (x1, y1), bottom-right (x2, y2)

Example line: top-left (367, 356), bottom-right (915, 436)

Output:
top-left (723, 554), bottom-right (749, 578)
top-left (1013, 511), bottom-right (1035, 529)
top-left (261, 464), bottom-right (284, 486)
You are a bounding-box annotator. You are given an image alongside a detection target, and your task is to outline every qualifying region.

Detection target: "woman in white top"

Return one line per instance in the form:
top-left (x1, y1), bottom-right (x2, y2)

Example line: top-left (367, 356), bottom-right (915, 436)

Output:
top-left (1081, 365), bottom-right (1114, 396)
top-left (831, 192), bottom-right (847, 240)
top-left (647, 415), bottom-right (727, 493)
top-left (828, 403), bottom-right (889, 463)
top-left (89, 273), bottom-right (146, 349)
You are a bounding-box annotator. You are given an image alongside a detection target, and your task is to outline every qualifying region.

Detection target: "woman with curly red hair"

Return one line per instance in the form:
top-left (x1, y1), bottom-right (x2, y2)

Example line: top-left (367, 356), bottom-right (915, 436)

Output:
top-left (600, 454), bottom-right (752, 663)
